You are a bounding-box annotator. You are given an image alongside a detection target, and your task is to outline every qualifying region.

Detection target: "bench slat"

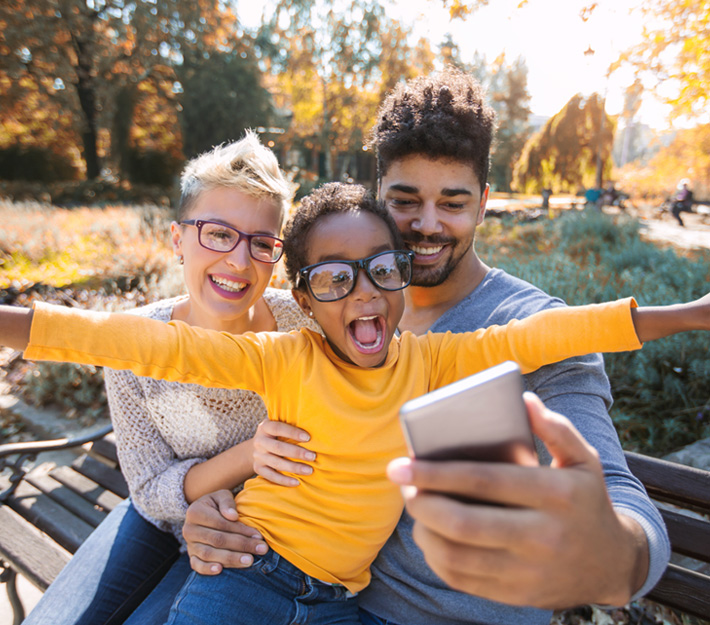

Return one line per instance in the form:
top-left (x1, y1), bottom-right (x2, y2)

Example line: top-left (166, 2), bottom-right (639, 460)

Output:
top-left (660, 508), bottom-right (710, 563)
top-left (625, 451), bottom-right (710, 512)
top-left (25, 469), bottom-right (108, 528)
top-left (646, 563), bottom-right (710, 620)
top-left (3, 478), bottom-right (94, 553)
top-left (49, 464), bottom-right (123, 512)
top-left (71, 454), bottom-right (129, 499)
top-left (87, 433), bottom-right (119, 465)
top-left (0, 506), bottom-right (70, 591)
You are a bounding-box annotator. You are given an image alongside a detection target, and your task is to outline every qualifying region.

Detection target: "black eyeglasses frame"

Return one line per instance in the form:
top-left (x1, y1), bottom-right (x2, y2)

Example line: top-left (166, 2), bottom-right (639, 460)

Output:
top-left (297, 250), bottom-right (415, 303)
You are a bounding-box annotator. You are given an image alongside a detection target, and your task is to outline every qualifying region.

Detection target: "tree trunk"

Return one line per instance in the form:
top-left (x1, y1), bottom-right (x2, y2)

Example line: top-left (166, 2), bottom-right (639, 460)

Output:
top-left (111, 85), bottom-right (138, 180)
top-left (72, 32), bottom-right (101, 179)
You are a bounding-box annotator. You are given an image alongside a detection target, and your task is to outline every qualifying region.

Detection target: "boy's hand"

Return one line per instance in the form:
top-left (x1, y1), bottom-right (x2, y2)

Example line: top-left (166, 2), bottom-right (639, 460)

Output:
top-left (691, 292), bottom-right (710, 331)
top-left (0, 306), bottom-right (33, 351)
top-left (253, 421), bottom-right (315, 486)
top-left (387, 393), bottom-right (649, 609)
top-left (183, 490), bottom-right (268, 574)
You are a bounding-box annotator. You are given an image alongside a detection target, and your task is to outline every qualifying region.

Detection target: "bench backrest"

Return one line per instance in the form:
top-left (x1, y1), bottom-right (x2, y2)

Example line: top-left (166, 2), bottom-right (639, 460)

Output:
top-left (625, 451), bottom-right (710, 618)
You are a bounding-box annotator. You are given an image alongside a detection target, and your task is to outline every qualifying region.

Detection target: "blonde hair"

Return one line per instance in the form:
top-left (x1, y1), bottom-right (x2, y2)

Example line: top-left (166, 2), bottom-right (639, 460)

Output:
top-left (178, 130), bottom-right (294, 224)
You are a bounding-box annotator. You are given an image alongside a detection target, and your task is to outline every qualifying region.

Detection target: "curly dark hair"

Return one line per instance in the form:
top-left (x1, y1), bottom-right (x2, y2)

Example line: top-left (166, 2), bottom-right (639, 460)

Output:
top-left (367, 68), bottom-right (496, 192)
top-left (283, 182), bottom-right (404, 287)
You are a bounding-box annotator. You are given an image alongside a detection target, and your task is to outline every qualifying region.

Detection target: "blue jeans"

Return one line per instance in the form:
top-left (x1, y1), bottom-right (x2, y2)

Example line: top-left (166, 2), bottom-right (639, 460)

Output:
top-left (165, 549), bottom-right (361, 625)
top-left (23, 499), bottom-right (181, 625)
top-left (358, 609), bottom-right (402, 625)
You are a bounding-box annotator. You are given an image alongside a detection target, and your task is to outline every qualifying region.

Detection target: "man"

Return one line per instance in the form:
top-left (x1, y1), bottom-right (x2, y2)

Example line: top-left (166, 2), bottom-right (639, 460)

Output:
top-left (671, 178), bottom-right (694, 226)
top-left (183, 69), bottom-right (669, 625)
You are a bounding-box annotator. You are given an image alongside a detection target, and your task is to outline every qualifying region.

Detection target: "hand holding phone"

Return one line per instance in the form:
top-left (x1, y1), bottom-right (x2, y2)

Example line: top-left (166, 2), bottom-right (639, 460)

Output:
top-left (399, 361), bottom-right (538, 467)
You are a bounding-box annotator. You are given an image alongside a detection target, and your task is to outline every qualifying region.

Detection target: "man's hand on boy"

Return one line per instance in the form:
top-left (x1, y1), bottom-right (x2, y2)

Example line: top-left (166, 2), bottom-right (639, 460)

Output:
top-left (387, 393), bottom-right (649, 610)
top-left (183, 490), bottom-right (268, 574)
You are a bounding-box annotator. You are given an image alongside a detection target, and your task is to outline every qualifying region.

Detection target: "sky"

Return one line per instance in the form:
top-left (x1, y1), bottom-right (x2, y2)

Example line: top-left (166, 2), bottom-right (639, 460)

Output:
top-left (237, 0), bottom-right (675, 130)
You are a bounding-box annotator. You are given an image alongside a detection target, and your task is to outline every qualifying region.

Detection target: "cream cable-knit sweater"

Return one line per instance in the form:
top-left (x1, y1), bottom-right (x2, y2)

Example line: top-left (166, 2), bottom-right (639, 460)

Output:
top-left (103, 288), bottom-right (318, 544)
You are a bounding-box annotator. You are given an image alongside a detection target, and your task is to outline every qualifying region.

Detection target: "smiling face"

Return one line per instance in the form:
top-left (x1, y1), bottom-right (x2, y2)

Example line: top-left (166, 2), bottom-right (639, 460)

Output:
top-left (171, 186), bottom-right (282, 330)
top-left (379, 155), bottom-right (488, 287)
top-left (292, 211), bottom-right (405, 369)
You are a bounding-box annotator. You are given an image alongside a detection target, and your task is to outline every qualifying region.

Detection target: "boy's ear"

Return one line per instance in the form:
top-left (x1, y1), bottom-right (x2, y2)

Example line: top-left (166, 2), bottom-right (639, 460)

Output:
top-left (291, 288), bottom-right (314, 319)
top-left (170, 221), bottom-right (183, 256)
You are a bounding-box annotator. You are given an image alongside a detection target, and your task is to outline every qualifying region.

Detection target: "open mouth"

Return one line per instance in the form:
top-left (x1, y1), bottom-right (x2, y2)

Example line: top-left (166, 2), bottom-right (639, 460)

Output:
top-left (210, 275), bottom-right (248, 294)
top-left (348, 315), bottom-right (386, 353)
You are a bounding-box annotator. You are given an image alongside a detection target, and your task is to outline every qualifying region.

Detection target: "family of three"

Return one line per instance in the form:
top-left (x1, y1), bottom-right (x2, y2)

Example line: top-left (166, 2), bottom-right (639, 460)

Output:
top-left (8, 69), bottom-right (705, 625)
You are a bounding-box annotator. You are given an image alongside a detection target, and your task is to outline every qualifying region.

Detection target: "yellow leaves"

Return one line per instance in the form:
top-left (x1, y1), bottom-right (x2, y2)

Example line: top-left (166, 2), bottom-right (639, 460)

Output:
top-left (617, 123), bottom-right (710, 199)
top-left (616, 0), bottom-right (710, 120)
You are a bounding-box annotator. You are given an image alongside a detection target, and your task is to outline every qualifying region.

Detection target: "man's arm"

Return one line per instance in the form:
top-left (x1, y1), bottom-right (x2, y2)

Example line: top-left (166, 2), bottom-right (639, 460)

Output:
top-left (387, 393), bottom-right (650, 609)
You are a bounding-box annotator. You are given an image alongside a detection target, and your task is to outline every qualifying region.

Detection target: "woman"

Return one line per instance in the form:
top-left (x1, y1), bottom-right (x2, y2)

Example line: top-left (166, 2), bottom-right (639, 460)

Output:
top-left (23, 131), bottom-right (319, 625)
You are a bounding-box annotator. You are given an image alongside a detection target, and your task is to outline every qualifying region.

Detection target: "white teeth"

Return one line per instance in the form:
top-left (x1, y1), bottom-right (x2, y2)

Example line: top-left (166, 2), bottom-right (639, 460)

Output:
top-left (211, 276), bottom-right (247, 292)
top-left (410, 245), bottom-right (443, 256)
top-left (357, 315), bottom-right (378, 321)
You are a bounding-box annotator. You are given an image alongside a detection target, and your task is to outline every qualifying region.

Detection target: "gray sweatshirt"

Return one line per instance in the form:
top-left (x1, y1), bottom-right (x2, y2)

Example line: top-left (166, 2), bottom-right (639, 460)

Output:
top-left (358, 268), bottom-right (670, 625)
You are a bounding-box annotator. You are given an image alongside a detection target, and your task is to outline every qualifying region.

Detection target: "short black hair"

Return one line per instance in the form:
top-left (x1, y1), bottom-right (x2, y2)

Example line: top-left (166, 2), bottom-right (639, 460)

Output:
top-left (283, 182), bottom-right (404, 287)
top-left (368, 68), bottom-right (496, 192)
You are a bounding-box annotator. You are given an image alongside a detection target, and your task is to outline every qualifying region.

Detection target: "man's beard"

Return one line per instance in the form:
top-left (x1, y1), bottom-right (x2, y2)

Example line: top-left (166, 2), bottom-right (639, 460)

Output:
top-left (406, 235), bottom-right (472, 288)
top-left (411, 258), bottom-right (458, 287)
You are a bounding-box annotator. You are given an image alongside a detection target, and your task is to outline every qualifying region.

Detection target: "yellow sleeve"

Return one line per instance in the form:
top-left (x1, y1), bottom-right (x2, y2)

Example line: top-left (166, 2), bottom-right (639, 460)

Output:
top-left (429, 297), bottom-right (642, 384)
top-left (23, 302), bottom-right (282, 394)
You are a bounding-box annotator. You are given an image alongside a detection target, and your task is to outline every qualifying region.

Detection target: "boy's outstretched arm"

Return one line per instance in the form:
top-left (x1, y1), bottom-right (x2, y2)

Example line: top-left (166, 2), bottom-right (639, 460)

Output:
top-left (0, 306), bottom-right (33, 351)
top-left (631, 293), bottom-right (710, 343)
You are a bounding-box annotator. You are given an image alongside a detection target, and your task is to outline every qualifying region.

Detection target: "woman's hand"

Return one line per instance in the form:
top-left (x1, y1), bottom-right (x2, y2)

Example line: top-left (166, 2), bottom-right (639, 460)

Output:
top-left (253, 420), bottom-right (316, 486)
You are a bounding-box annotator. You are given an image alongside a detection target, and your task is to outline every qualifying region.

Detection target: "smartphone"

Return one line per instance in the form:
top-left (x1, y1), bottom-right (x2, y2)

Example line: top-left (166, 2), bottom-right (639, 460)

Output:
top-left (399, 361), bottom-right (538, 467)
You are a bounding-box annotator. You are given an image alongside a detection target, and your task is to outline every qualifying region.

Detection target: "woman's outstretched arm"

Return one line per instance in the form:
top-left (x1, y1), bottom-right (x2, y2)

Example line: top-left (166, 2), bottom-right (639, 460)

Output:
top-left (0, 306), bottom-right (33, 351)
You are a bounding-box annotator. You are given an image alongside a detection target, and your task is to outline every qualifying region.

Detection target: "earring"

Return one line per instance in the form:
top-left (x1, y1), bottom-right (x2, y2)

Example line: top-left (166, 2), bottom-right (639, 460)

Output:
top-left (178, 256), bottom-right (184, 265)
top-left (308, 311), bottom-right (314, 318)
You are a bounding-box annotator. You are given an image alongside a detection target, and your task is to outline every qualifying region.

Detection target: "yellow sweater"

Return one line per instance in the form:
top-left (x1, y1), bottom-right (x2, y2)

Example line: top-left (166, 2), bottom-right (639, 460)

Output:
top-left (25, 298), bottom-right (640, 592)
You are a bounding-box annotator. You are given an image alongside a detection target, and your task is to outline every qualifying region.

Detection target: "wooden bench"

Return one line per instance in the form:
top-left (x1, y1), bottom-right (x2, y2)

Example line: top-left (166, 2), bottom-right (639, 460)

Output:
top-left (623, 451), bottom-right (710, 619)
top-left (1, 431), bottom-right (709, 623)
top-left (0, 424), bottom-right (126, 625)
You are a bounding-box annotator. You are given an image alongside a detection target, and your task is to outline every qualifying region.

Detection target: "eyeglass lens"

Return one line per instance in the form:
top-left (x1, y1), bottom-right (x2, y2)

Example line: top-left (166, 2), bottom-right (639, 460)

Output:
top-left (198, 222), bottom-right (283, 262)
top-left (306, 252), bottom-right (411, 302)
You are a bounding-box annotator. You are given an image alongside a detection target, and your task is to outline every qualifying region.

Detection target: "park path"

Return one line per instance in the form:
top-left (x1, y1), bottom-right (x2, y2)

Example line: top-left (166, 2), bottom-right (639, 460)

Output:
top-left (637, 215), bottom-right (710, 251)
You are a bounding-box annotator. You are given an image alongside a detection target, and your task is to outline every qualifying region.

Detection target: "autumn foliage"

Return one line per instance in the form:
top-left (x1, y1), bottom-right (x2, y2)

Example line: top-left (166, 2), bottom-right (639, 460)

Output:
top-left (512, 93), bottom-right (615, 194)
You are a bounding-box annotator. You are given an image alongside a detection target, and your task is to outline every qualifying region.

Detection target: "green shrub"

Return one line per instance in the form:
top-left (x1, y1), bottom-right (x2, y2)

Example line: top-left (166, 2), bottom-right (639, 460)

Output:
top-left (479, 210), bottom-right (710, 455)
